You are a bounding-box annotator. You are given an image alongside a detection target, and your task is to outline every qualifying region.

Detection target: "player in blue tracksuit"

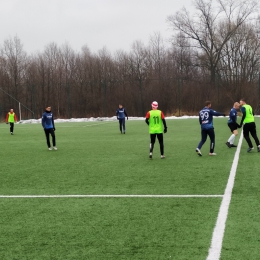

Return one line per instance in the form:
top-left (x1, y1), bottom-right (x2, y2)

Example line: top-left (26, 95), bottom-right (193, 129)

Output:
top-left (42, 106), bottom-right (57, 150)
top-left (196, 101), bottom-right (225, 156)
top-left (116, 104), bottom-right (128, 134)
top-left (226, 102), bottom-right (240, 148)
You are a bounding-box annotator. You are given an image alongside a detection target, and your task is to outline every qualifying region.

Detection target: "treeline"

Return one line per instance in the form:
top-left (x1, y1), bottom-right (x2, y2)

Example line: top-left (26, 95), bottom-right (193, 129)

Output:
top-left (0, 0), bottom-right (259, 119)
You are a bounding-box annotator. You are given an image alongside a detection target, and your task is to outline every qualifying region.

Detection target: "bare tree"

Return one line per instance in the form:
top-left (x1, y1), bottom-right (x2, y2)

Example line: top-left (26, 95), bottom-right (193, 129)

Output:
top-left (2, 36), bottom-right (27, 106)
top-left (167, 0), bottom-right (258, 83)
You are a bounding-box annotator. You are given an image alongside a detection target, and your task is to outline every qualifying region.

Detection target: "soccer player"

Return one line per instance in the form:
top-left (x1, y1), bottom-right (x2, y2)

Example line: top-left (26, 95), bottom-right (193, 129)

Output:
top-left (116, 104), bottom-right (128, 134)
top-left (196, 101), bottom-right (225, 156)
top-left (42, 106), bottom-right (57, 151)
top-left (239, 99), bottom-right (260, 152)
top-left (6, 109), bottom-right (18, 135)
top-left (226, 102), bottom-right (241, 148)
top-left (145, 101), bottom-right (167, 159)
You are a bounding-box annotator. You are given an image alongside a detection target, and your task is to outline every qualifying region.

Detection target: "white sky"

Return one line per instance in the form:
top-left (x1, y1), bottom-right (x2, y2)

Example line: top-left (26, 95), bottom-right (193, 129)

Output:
top-left (0, 0), bottom-right (194, 54)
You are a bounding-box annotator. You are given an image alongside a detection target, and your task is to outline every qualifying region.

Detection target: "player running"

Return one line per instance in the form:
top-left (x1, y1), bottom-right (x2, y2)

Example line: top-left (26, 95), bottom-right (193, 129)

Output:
top-left (116, 104), bottom-right (128, 134)
top-left (196, 101), bottom-right (225, 156)
top-left (239, 99), bottom-right (260, 152)
top-left (145, 101), bottom-right (167, 159)
top-left (226, 102), bottom-right (241, 148)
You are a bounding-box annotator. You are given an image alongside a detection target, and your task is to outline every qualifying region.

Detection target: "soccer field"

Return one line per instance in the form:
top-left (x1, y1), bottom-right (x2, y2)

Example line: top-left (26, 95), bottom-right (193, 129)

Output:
top-left (0, 118), bottom-right (260, 260)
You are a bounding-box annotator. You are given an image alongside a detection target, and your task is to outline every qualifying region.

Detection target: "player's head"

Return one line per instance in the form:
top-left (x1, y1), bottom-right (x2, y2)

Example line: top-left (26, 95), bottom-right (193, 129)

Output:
top-left (10, 109), bottom-right (13, 112)
top-left (239, 99), bottom-right (246, 105)
top-left (151, 101), bottom-right (158, 110)
top-left (46, 106), bottom-right (51, 111)
top-left (234, 102), bottom-right (240, 109)
top-left (205, 101), bottom-right (211, 108)
top-left (119, 104), bottom-right (123, 109)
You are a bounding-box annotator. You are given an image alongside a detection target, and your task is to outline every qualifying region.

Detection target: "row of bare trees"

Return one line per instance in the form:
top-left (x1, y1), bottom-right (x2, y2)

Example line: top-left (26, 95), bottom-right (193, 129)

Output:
top-left (0, 0), bottom-right (259, 120)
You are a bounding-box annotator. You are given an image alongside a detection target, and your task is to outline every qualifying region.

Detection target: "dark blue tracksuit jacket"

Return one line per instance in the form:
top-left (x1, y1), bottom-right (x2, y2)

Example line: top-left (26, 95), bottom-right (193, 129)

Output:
top-left (42, 111), bottom-right (55, 129)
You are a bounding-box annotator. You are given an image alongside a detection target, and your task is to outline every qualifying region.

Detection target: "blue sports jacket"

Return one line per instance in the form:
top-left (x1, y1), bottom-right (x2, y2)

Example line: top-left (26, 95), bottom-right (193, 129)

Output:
top-left (199, 107), bottom-right (224, 130)
top-left (42, 111), bottom-right (55, 129)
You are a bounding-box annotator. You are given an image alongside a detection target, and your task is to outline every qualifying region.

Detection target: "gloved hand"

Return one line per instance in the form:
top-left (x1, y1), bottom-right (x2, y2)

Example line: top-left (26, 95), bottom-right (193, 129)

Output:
top-left (53, 128), bottom-right (56, 131)
top-left (223, 114), bottom-right (226, 117)
top-left (164, 127), bottom-right (167, 133)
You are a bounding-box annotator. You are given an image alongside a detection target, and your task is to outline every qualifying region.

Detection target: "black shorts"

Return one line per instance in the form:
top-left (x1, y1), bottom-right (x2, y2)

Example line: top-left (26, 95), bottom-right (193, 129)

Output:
top-left (228, 122), bottom-right (238, 132)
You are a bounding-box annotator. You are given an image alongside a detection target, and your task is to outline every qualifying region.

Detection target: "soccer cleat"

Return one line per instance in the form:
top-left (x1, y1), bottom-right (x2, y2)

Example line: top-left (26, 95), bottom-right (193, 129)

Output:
top-left (257, 146), bottom-right (260, 152)
top-left (161, 155), bottom-right (165, 159)
top-left (11, 132), bottom-right (13, 135)
top-left (247, 147), bottom-right (254, 152)
top-left (209, 153), bottom-right (217, 156)
top-left (225, 142), bottom-right (231, 148)
top-left (53, 147), bottom-right (58, 150)
top-left (123, 132), bottom-right (125, 134)
top-left (231, 144), bottom-right (237, 147)
top-left (48, 147), bottom-right (52, 151)
top-left (149, 153), bottom-right (152, 159)
top-left (196, 148), bottom-right (202, 156)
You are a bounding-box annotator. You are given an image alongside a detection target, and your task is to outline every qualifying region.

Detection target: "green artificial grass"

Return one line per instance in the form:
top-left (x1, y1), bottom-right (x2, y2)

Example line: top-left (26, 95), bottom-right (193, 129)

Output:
top-left (0, 118), bottom-right (259, 259)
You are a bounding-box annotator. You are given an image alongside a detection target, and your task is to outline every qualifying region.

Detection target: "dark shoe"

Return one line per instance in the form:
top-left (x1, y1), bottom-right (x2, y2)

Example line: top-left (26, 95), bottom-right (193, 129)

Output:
top-left (149, 153), bottom-right (152, 159)
top-left (231, 144), bottom-right (237, 147)
top-left (258, 146), bottom-right (260, 152)
top-left (226, 142), bottom-right (231, 148)
top-left (247, 147), bottom-right (254, 152)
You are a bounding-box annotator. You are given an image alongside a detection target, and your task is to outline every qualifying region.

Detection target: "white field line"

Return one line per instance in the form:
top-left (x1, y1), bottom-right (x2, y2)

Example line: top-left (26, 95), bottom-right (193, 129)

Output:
top-left (0, 194), bottom-right (223, 198)
top-left (206, 131), bottom-right (244, 260)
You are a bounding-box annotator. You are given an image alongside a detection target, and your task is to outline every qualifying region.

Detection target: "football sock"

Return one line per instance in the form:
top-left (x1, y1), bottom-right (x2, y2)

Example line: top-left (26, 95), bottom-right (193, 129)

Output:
top-left (228, 134), bottom-right (235, 144)
top-left (150, 143), bottom-right (154, 153)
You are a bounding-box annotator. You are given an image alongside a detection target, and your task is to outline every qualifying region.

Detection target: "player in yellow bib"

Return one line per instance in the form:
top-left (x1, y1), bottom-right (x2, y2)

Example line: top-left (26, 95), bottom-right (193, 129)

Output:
top-left (6, 109), bottom-right (18, 135)
top-left (239, 99), bottom-right (260, 152)
top-left (145, 101), bottom-right (167, 159)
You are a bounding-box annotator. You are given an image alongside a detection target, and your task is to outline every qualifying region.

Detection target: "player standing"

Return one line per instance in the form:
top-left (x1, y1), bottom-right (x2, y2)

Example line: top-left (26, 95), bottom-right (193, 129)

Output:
top-left (239, 99), bottom-right (260, 152)
top-left (226, 102), bottom-right (241, 148)
top-left (6, 109), bottom-right (18, 135)
top-left (145, 101), bottom-right (167, 159)
top-left (42, 106), bottom-right (57, 151)
top-left (116, 104), bottom-right (128, 134)
top-left (196, 101), bottom-right (225, 156)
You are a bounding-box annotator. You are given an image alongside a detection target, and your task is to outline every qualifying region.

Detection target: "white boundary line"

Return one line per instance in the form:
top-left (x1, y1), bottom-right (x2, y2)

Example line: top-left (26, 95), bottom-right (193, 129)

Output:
top-left (0, 194), bottom-right (223, 198)
top-left (206, 131), bottom-right (244, 260)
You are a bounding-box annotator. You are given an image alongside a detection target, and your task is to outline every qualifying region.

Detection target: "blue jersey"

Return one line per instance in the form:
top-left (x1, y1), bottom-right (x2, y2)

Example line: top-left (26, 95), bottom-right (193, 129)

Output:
top-left (116, 108), bottom-right (128, 119)
top-left (228, 108), bottom-right (237, 124)
top-left (42, 111), bottom-right (55, 129)
top-left (199, 107), bottom-right (224, 130)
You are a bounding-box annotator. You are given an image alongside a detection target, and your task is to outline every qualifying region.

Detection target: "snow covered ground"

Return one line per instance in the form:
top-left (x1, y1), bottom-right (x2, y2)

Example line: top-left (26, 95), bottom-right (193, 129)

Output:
top-left (18, 115), bottom-right (211, 124)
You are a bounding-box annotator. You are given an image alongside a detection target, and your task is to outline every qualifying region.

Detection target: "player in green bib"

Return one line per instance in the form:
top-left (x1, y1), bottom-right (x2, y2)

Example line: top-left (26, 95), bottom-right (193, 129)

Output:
top-left (239, 99), bottom-right (260, 152)
top-left (145, 101), bottom-right (167, 159)
top-left (6, 109), bottom-right (18, 135)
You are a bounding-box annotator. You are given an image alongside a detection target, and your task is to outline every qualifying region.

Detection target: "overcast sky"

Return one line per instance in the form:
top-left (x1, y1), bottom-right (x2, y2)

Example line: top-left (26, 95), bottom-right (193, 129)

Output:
top-left (0, 0), bottom-right (194, 54)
